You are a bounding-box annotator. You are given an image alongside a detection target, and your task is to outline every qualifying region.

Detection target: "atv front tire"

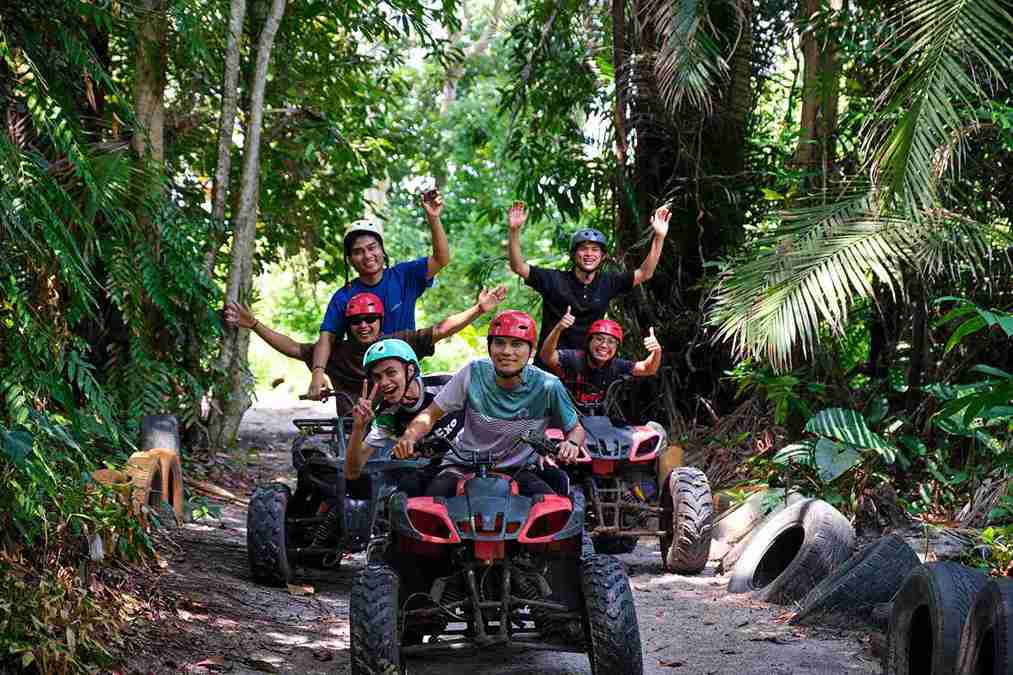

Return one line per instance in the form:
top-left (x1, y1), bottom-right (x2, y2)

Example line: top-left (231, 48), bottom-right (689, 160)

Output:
top-left (581, 554), bottom-right (643, 675)
top-left (661, 467), bottom-right (713, 573)
top-left (246, 483), bottom-right (293, 586)
top-left (351, 564), bottom-right (403, 675)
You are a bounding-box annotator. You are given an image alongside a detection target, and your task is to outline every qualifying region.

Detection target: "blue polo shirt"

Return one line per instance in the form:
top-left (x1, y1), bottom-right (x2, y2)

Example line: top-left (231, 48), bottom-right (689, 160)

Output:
top-left (320, 257), bottom-right (433, 336)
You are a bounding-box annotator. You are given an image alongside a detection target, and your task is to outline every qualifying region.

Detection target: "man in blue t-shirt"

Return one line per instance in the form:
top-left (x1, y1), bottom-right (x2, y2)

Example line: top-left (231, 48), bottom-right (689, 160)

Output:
top-left (307, 190), bottom-right (451, 400)
top-left (390, 310), bottom-right (586, 498)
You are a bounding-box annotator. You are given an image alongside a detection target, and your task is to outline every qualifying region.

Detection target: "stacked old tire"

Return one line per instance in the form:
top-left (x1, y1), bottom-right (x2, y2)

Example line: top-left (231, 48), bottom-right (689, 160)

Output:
top-left (727, 498), bottom-right (855, 605)
top-left (126, 414), bottom-right (185, 525)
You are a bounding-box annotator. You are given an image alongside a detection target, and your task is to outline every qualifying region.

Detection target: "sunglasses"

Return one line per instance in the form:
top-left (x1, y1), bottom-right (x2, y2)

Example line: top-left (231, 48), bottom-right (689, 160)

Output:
top-left (349, 315), bottom-right (381, 326)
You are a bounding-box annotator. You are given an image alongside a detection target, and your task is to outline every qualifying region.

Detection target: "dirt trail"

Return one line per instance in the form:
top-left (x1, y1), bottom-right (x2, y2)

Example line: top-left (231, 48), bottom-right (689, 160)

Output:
top-left (126, 392), bottom-right (880, 674)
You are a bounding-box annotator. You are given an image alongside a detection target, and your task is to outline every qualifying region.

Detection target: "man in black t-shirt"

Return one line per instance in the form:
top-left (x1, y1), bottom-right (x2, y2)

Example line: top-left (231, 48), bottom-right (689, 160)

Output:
top-left (506, 201), bottom-right (671, 365)
top-left (539, 312), bottom-right (662, 415)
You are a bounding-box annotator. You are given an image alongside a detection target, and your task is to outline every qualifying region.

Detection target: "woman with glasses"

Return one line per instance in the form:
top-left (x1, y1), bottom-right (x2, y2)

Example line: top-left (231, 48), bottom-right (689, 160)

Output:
top-left (538, 311), bottom-right (662, 415)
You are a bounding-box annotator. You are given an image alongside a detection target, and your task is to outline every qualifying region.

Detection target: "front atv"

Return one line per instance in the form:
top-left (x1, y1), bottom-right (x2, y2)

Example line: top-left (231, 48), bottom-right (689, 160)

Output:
top-left (349, 435), bottom-right (644, 675)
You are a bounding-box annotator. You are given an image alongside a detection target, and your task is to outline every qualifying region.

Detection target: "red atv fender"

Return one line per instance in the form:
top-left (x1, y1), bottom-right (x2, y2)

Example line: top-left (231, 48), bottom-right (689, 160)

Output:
top-left (387, 475), bottom-right (586, 562)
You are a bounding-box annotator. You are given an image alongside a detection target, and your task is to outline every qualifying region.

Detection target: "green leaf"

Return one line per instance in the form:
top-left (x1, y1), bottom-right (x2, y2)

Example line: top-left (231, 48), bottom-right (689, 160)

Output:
top-left (772, 442), bottom-right (815, 466)
top-left (806, 408), bottom-right (897, 462)
top-left (1, 429), bottom-right (33, 466)
top-left (812, 437), bottom-right (862, 483)
top-left (761, 188), bottom-right (785, 201)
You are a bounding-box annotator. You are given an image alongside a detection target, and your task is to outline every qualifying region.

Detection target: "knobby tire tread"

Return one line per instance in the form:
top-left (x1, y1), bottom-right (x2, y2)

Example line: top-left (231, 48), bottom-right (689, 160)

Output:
top-left (581, 554), bottom-right (643, 675)
top-left (661, 467), bottom-right (713, 574)
top-left (246, 483), bottom-right (292, 586)
top-left (350, 564), bottom-right (402, 675)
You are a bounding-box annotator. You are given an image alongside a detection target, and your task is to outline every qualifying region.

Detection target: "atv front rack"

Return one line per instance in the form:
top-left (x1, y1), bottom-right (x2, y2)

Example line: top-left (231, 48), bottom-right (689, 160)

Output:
top-left (292, 416), bottom-right (354, 457)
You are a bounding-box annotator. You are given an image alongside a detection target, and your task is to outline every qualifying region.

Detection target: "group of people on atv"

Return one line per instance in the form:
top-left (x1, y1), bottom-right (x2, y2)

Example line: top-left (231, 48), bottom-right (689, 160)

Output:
top-left (224, 189), bottom-right (670, 501)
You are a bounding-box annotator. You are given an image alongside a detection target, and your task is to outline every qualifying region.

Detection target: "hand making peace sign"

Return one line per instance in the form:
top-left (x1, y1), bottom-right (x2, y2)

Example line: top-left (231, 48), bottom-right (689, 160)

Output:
top-left (351, 379), bottom-right (381, 429)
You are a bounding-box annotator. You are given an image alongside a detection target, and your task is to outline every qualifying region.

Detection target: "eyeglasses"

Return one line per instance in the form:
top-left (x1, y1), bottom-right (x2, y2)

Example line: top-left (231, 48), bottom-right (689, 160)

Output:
top-left (348, 315), bottom-right (381, 326)
top-left (589, 334), bottom-right (619, 348)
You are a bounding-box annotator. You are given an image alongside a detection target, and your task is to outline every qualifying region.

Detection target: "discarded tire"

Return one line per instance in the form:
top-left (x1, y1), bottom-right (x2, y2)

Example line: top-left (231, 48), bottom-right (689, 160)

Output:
top-left (593, 536), bottom-right (638, 555)
top-left (727, 498), bottom-right (854, 605)
top-left (885, 561), bottom-right (988, 674)
top-left (145, 448), bottom-right (184, 520)
top-left (140, 414), bottom-right (180, 454)
top-left (956, 578), bottom-right (1013, 675)
top-left (350, 564), bottom-right (402, 675)
top-left (247, 483), bottom-right (293, 586)
top-left (660, 467), bottom-right (713, 574)
top-left (126, 452), bottom-right (165, 519)
top-left (792, 534), bottom-right (920, 627)
top-left (581, 554), bottom-right (643, 675)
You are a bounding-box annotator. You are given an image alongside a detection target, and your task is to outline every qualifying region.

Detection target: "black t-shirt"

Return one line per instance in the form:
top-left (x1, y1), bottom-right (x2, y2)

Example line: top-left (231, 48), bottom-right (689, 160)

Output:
top-left (557, 349), bottom-right (634, 413)
top-left (525, 266), bottom-right (635, 356)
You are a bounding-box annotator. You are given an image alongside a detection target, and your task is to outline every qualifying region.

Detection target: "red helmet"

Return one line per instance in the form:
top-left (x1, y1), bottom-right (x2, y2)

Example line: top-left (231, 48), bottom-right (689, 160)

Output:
top-left (588, 319), bottom-right (623, 343)
top-left (346, 292), bottom-right (384, 317)
top-left (488, 310), bottom-right (537, 347)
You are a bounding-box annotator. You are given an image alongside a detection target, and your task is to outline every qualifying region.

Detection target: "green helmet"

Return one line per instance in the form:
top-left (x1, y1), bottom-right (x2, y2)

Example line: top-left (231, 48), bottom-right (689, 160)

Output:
top-left (363, 339), bottom-right (420, 377)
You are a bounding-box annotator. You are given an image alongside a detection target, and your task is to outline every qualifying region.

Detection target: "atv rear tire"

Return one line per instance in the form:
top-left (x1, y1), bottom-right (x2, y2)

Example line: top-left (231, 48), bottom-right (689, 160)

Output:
top-left (593, 536), bottom-right (638, 555)
top-left (351, 564), bottom-right (403, 675)
top-left (956, 578), bottom-right (1013, 675)
top-left (886, 561), bottom-right (988, 674)
top-left (140, 414), bottom-right (180, 453)
top-left (247, 483), bottom-right (293, 586)
top-left (792, 533), bottom-right (920, 627)
top-left (581, 554), bottom-right (643, 675)
top-left (727, 498), bottom-right (854, 604)
top-left (660, 467), bottom-right (713, 573)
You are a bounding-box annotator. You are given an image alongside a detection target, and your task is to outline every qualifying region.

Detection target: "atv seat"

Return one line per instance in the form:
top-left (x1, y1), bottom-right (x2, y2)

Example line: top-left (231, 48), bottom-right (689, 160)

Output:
top-left (422, 372), bottom-right (454, 388)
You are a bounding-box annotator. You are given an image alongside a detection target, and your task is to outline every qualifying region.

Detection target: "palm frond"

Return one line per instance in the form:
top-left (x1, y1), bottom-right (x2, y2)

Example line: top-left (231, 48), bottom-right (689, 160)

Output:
top-left (647, 0), bottom-right (739, 114)
top-left (709, 187), bottom-right (1007, 368)
top-left (868, 0), bottom-right (1013, 212)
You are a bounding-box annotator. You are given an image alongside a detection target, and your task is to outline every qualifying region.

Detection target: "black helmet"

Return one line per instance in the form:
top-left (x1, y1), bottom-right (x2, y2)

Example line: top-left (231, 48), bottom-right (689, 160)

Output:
top-left (570, 228), bottom-right (608, 254)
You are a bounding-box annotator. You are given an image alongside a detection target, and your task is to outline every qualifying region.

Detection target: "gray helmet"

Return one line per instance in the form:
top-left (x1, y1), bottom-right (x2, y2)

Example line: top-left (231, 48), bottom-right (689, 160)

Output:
top-left (343, 220), bottom-right (385, 256)
top-left (570, 228), bottom-right (608, 254)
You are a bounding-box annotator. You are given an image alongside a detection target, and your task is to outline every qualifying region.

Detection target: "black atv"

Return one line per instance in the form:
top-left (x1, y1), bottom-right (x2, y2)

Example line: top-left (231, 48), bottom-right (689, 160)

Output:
top-left (245, 379), bottom-right (452, 586)
top-left (350, 434), bottom-right (644, 675)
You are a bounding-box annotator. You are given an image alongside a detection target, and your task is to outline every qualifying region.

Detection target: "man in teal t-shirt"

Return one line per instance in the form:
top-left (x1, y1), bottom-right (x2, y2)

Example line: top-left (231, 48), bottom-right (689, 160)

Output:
top-left (391, 310), bottom-right (586, 497)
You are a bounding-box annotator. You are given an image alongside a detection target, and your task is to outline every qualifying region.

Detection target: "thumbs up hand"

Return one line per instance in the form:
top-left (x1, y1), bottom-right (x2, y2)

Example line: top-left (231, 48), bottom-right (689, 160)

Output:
top-left (644, 326), bottom-right (661, 353)
top-left (558, 305), bottom-right (575, 330)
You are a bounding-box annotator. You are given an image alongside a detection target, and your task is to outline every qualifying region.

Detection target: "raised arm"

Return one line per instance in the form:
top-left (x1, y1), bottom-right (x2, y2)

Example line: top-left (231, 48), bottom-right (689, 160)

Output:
top-left (344, 380), bottom-right (381, 480)
top-left (631, 326), bottom-right (662, 376)
top-left (633, 206), bottom-right (671, 287)
top-left (224, 302), bottom-right (303, 359)
top-left (422, 190), bottom-right (451, 279)
top-left (431, 285), bottom-right (508, 342)
top-left (507, 201), bottom-right (530, 280)
top-left (307, 331), bottom-right (337, 400)
top-left (538, 306), bottom-right (574, 375)
top-left (391, 401), bottom-right (446, 459)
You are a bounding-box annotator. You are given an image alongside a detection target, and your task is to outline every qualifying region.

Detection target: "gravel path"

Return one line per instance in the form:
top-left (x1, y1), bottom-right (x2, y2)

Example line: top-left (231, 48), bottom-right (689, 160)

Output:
top-left (125, 393), bottom-right (880, 674)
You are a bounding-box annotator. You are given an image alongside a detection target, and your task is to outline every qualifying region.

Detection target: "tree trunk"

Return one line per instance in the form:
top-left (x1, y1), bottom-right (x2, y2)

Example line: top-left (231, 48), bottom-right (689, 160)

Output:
top-left (208, 0), bottom-right (288, 448)
top-left (611, 0), bottom-right (632, 234)
top-left (794, 0), bottom-right (843, 190)
top-left (203, 0), bottom-right (249, 280)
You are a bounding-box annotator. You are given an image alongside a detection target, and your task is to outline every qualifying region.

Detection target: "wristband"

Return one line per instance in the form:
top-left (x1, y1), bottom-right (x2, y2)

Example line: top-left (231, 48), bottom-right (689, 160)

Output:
top-left (311, 365), bottom-right (324, 372)
top-left (250, 319), bottom-right (260, 330)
